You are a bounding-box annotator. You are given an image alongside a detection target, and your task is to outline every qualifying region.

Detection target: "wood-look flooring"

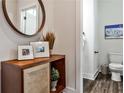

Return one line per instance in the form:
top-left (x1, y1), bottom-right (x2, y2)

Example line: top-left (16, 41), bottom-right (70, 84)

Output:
top-left (83, 73), bottom-right (123, 93)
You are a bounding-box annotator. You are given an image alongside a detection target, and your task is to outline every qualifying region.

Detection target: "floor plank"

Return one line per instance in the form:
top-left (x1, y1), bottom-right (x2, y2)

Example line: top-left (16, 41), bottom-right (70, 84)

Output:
top-left (83, 73), bottom-right (123, 93)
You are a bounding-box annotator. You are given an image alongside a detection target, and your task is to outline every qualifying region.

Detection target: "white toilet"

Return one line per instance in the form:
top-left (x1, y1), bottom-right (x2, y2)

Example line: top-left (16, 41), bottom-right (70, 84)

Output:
top-left (109, 53), bottom-right (123, 81)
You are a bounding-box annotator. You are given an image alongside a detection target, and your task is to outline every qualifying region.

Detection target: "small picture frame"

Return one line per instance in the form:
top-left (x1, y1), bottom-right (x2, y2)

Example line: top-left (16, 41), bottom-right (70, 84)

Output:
top-left (18, 45), bottom-right (34, 60)
top-left (30, 41), bottom-right (50, 58)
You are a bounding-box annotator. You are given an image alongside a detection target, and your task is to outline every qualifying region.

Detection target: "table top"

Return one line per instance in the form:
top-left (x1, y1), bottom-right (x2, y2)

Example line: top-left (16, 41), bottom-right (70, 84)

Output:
top-left (3, 54), bottom-right (65, 69)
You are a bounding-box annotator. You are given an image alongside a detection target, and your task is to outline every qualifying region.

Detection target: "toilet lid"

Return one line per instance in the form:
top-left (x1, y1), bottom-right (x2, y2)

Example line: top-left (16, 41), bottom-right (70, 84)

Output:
top-left (109, 63), bottom-right (123, 69)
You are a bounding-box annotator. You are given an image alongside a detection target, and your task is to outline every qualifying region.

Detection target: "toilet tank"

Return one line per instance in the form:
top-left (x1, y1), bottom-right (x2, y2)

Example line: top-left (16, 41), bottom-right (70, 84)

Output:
top-left (109, 53), bottom-right (123, 64)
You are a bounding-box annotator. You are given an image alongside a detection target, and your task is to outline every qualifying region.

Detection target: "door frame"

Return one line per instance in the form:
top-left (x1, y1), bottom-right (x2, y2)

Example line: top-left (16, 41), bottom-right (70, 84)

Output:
top-left (75, 0), bottom-right (83, 92)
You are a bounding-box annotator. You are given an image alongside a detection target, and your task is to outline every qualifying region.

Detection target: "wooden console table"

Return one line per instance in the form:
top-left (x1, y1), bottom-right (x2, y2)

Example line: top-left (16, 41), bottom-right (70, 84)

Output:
top-left (2, 55), bottom-right (66, 93)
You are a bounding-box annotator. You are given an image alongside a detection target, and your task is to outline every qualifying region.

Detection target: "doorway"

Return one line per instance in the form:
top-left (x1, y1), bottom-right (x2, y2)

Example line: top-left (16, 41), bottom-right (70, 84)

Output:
top-left (82, 0), bottom-right (123, 93)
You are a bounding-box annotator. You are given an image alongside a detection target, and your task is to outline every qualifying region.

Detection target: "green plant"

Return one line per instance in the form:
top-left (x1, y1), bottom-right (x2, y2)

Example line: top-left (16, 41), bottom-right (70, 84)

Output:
top-left (51, 67), bottom-right (59, 81)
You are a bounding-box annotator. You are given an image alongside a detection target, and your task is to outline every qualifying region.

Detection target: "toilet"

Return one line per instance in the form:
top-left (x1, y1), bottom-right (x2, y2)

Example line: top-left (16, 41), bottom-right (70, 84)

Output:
top-left (109, 53), bottom-right (123, 81)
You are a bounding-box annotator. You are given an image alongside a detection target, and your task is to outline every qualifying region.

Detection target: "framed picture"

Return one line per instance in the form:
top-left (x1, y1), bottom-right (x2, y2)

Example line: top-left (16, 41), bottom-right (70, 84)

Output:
top-left (18, 45), bottom-right (34, 60)
top-left (30, 41), bottom-right (50, 58)
top-left (105, 24), bottom-right (123, 39)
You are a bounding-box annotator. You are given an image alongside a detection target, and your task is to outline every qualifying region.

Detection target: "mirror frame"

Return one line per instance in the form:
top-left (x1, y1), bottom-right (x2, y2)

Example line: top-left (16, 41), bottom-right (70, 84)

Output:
top-left (2, 0), bottom-right (46, 37)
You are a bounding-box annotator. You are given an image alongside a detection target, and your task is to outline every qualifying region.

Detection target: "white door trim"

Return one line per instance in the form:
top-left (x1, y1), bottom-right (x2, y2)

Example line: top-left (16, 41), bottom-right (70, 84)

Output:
top-left (75, 0), bottom-right (83, 93)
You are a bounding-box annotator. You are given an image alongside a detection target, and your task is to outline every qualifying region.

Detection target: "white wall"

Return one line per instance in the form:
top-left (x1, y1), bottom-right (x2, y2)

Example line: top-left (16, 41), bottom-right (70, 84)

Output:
top-left (98, 0), bottom-right (123, 65)
top-left (93, 0), bottom-right (100, 74)
top-left (83, 0), bottom-right (99, 80)
top-left (83, 0), bottom-right (94, 77)
top-left (0, 0), bottom-right (77, 93)
top-left (53, 0), bottom-right (76, 92)
top-left (0, 0), bottom-right (54, 93)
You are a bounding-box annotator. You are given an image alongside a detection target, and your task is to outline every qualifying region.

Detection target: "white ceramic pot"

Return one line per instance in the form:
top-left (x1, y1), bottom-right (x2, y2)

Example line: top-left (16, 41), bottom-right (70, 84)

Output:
top-left (51, 80), bottom-right (58, 91)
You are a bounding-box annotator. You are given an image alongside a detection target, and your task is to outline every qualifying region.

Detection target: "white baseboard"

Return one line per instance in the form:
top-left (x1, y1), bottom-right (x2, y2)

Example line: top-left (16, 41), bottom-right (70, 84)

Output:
top-left (83, 68), bottom-right (100, 80)
top-left (63, 87), bottom-right (75, 93)
top-left (83, 73), bottom-right (95, 80)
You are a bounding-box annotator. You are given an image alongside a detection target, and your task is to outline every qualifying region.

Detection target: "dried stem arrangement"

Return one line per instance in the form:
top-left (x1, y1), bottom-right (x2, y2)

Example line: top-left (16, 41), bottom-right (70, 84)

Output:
top-left (43, 32), bottom-right (55, 50)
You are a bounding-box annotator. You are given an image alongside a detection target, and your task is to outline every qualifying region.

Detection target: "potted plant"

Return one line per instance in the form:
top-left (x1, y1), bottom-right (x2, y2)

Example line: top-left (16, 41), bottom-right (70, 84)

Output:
top-left (51, 67), bottom-right (59, 91)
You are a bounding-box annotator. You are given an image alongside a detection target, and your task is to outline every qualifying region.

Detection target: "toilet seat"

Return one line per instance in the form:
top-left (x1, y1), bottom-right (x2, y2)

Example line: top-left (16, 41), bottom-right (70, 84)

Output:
top-left (109, 63), bottom-right (123, 70)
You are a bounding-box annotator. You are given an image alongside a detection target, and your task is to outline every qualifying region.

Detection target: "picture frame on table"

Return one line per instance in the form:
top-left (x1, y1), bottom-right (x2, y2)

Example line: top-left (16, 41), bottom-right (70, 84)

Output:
top-left (18, 45), bottom-right (34, 60)
top-left (30, 41), bottom-right (50, 58)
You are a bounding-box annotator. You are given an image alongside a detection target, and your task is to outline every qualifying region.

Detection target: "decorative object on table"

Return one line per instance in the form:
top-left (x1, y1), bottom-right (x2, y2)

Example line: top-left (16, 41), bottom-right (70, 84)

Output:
top-left (18, 45), bottom-right (34, 60)
top-left (43, 32), bottom-right (55, 55)
top-left (51, 67), bottom-right (60, 91)
top-left (105, 24), bottom-right (123, 39)
top-left (30, 41), bottom-right (50, 58)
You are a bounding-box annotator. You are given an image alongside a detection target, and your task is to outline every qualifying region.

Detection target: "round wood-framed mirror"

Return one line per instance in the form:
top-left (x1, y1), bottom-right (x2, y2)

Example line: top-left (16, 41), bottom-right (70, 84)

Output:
top-left (2, 0), bottom-right (46, 36)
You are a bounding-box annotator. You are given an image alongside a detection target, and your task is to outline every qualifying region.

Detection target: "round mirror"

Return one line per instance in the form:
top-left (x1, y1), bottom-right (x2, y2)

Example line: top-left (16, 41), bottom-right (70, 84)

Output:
top-left (2, 0), bottom-right (46, 36)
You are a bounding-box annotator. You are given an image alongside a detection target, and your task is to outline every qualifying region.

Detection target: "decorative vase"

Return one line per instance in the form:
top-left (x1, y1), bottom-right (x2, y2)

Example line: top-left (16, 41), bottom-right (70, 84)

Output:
top-left (51, 80), bottom-right (58, 91)
top-left (50, 49), bottom-right (53, 56)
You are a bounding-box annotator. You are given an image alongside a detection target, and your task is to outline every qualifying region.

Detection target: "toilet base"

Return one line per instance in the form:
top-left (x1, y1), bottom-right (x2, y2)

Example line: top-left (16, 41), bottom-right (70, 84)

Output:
top-left (111, 72), bottom-right (121, 81)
